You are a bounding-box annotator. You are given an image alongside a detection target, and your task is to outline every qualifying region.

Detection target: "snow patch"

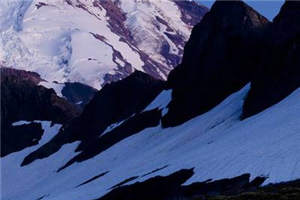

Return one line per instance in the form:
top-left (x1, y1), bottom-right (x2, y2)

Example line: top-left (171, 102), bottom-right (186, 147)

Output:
top-left (12, 120), bottom-right (32, 126)
top-left (144, 89), bottom-right (172, 116)
top-left (101, 120), bottom-right (126, 137)
top-left (39, 81), bottom-right (65, 97)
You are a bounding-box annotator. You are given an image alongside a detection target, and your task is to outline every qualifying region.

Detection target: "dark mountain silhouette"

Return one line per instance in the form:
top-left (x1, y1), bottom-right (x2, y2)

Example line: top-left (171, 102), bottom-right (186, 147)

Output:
top-left (242, 1), bottom-right (300, 118)
top-left (22, 71), bottom-right (165, 166)
top-left (1, 67), bottom-right (79, 156)
top-left (162, 0), bottom-right (269, 127)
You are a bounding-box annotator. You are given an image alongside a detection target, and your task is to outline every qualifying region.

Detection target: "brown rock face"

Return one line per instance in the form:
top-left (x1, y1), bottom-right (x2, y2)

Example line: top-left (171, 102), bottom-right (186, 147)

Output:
top-left (162, 0), bottom-right (269, 127)
top-left (1, 67), bottom-right (43, 85)
top-left (242, 1), bottom-right (300, 118)
top-left (1, 67), bottom-right (79, 124)
top-left (1, 67), bottom-right (79, 156)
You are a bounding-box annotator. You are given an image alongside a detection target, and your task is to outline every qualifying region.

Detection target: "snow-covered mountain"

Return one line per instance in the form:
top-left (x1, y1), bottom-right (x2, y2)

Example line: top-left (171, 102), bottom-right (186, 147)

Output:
top-left (0, 0), bottom-right (207, 90)
top-left (3, 82), bottom-right (300, 200)
top-left (1, 1), bottom-right (300, 200)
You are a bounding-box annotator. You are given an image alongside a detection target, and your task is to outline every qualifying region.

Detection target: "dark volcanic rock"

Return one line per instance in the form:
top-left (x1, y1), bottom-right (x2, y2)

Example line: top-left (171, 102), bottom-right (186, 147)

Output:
top-left (162, 0), bottom-right (269, 127)
top-left (111, 176), bottom-right (139, 189)
top-left (97, 169), bottom-right (194, 200)
top-left (141, 165), bottom-right (169, 178)
top-left (1, 67), bottom-right (79, 125)
top-left (35, 2), bottom-right (47, 9)
top-left (61, 82), bottom-right (97, 109)
top-left (22, 71), bottom-right (165, 166)
top-left (181, 175), bottom-right (266, 198)
top-left (0, 67), bottom-right (42, 84)
top-left (242, 1), bottom-right (300, 118)
top-left (67, 70), bottom-right (165, 145)
top-left (57, 108), bottom-right (162, 171)
top-left (1, 122), bottom-right (44, 157)
top-left (1, 67), bottom-right (79, 156)
top-left (206, 179), bottom-right (300, 200)
top-left (96, 169), bottom-right (266, 200)
top-left (76, 171), bottom-right (109, 188)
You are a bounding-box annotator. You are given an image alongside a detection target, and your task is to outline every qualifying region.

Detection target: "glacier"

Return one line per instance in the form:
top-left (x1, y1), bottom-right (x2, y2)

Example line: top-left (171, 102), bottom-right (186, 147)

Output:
top-left (0, 0), bottom-right (204, 90)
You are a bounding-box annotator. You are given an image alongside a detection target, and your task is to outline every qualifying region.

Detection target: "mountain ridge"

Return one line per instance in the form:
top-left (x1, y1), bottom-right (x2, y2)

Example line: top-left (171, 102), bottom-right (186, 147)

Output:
top-left (1, 1), bottom-right (300, 200)
top-left (163, 0), bottom-right (269, 127)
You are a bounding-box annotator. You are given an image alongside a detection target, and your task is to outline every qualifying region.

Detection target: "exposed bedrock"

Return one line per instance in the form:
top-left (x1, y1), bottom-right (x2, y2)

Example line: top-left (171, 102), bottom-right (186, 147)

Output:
top-left (162, 0), bottom-right (269, 127)
top-left (242, 1), bottom-right (300, 118)
top-left (1, 67), bottom-right (79, 156)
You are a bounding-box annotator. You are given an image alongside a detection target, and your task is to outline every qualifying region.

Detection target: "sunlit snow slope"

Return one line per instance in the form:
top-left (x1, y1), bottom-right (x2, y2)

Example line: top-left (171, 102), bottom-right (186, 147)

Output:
top-left (2, 85), bottom-right (300, 200)
top-left (0, 0), bottom-right (207, 89)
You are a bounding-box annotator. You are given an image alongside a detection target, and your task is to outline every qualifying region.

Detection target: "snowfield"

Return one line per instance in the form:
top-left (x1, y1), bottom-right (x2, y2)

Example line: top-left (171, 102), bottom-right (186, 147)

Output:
top-left (2, 85), bottom-right (300, 200)
top-left (0, 0), bottom-right (201, 90)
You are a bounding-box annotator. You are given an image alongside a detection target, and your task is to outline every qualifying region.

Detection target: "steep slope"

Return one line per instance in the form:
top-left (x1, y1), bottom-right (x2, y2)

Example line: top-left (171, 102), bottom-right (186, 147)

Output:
top-left (242, 1), bottom-right (300, 118)
top-left (22, 71), bottom-right (165, 166)
top-left (162, 0), bottom-right (269, 127)
top-left (2, 1), bottom-right (300, 200)
top-left (2, 83), bottom-right (300, 200)
top-left (1, 67), bottom-right (79, 156)
top-left (0, 0), bottom-right (208, 90)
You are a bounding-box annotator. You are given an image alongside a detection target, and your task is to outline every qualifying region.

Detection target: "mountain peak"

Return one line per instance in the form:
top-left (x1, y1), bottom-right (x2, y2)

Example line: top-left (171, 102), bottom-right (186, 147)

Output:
top-left (242, 0), bottom-right (300, 118)
top-left (3, 2), bottom-right (300, 200)
top-left (0, 0), bottom-right (208, 89)
top-left (209, 0), bottom-right (269, 28)
top-left (0, 67), bottom-right (43, 85)
top-left (273, 1), bottom-right (300, 24)
top-left (163, 0), bottom-right (269, 127)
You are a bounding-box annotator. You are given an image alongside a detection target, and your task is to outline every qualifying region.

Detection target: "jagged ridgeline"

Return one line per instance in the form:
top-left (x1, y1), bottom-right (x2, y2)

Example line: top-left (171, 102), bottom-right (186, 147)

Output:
top-left (1, 1), bottom-right (300, 200)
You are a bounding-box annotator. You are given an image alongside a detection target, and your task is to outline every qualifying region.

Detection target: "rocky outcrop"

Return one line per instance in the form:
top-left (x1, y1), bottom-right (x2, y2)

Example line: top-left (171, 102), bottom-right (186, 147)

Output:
top-left (57, 108), bottom-right (162, 171)
top-left (0, 67), bottom-right (42, 84)
top-left (2, 122), bottom-right (44, 157)
top-left (97, 169), bottom-right (266, 200)
top-left (76, 171), bottom-right (109, 188)
top-left (22, 71), bottom-right (165, 166)
top-left (67, 70), bottom-right (165, 143)
top-left (98, 169), bottom-right (194, 200)
top-left (1, 67), bottom-right (79, 125)
top-left (158, 0), bottom-right (300, 123)
top-left (98, 172), bottom-right (300, 200)
top-left (162, 0), bottom-right (269, 127)
top-left (1, 67), bottom-right (79, 156)
top-left (242, 1), bottom-right (300, 118)
top-left (206, 179), bottom-right (300, 200)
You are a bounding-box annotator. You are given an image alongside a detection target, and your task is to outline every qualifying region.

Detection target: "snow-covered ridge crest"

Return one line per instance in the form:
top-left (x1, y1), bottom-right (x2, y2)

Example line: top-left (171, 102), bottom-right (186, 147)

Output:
top-left (0, 0), bottom-right (207, 90)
